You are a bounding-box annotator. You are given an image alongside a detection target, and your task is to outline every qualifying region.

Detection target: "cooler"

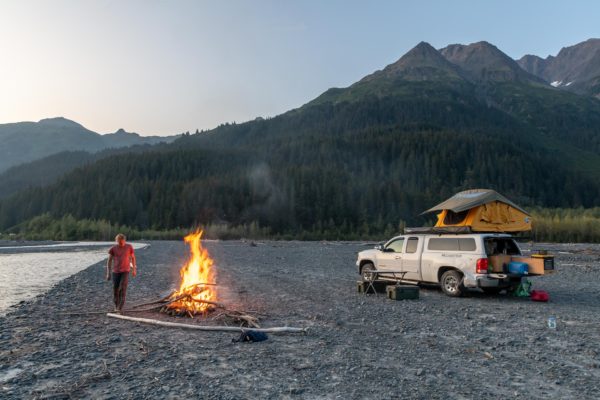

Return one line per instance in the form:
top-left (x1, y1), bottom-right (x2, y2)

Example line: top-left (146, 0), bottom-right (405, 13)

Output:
top-left (508, 261), bottom-right (529, 275)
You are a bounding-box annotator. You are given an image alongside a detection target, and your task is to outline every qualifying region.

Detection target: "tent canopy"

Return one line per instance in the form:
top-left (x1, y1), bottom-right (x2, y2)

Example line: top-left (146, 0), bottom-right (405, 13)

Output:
top-left (423, 189), bottom-right (530, 215)
top-left (422, 189), bottom-right (532, 233)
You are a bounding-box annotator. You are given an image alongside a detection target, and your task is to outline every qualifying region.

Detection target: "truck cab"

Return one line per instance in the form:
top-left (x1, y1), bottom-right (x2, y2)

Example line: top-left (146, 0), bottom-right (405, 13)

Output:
top-left (356, 233), bottom-right (524, 296)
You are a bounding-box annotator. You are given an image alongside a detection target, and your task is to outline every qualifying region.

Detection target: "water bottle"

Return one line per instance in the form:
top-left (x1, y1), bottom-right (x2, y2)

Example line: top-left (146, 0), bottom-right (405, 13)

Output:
top-left (548, 316), bottom-right (557, 329)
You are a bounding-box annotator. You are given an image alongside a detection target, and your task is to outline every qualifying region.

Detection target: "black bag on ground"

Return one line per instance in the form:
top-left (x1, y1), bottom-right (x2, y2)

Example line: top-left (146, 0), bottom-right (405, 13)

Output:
top-left (233, 330), bottom-right (268, 342)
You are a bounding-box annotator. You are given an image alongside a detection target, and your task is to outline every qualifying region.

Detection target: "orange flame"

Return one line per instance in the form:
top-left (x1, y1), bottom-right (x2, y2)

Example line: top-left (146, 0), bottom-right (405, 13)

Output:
top-left (168, 230), bottom-right (215, 314)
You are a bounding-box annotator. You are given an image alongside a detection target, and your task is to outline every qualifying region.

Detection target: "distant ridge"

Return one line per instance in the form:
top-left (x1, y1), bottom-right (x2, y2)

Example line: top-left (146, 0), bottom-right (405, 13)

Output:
top-left (0, 117), bottom-right (178, 172)
top-left (310, 41), bottom-right (471, 105)
top-left (440, 41), bottom-right (545, 84)
top-left (38, 117), bottom-right (86, 128)
top-left (517, 38), bottom-right (600, 98)
top-left (360, 41), bottom-right (467, 83)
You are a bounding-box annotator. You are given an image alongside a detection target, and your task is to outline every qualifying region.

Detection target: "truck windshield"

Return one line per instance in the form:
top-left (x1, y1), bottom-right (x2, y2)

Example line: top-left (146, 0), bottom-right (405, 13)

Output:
top-left (484, 238), bottom-right (521, 256)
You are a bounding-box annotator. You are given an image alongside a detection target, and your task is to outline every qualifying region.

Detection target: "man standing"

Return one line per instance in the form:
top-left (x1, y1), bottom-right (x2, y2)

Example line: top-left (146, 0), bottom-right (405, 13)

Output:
top-left (106, 233), bottom-right (137, 313)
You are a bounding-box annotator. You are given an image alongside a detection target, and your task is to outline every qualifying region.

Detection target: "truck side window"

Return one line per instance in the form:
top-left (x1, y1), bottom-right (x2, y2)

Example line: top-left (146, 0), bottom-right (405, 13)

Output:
top-left (386, 239), bottom-right (405, 253)
top-left (458, 238), bottom-right (476, 251)
top-left (428, 238), bottom-right (460, 251)
top-left (405, 238), bottom-right (419, 253)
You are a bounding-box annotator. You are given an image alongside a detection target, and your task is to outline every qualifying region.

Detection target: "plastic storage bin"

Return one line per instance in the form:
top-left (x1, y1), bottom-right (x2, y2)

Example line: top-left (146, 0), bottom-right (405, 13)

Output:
top-left (508, 261), bottom-right (529, 275)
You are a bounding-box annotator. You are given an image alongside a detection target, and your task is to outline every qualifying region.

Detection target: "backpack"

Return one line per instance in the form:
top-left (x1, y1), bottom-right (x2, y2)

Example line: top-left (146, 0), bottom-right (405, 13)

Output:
top-left (513, 278), bottom-right (532, 297)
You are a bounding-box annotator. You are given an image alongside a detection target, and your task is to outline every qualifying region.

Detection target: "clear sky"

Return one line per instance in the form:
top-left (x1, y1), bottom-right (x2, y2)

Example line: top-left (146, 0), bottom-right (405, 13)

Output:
top-left (0, 0), bottom-right (598, 135)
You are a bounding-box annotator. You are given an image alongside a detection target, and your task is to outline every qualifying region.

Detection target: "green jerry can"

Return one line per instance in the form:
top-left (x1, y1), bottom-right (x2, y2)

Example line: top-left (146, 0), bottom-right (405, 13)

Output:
top-left (386, 285), bottom-right (419, 300)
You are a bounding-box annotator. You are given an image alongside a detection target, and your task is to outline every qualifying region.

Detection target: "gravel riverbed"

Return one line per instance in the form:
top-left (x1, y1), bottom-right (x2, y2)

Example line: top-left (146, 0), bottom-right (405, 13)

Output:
top-left (1, 240), bottom-right (599, 399)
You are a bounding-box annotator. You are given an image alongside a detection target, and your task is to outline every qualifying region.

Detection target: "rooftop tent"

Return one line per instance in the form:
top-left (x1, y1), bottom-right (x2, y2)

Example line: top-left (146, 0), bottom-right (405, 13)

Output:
top-left (422, 189), bottom-right (532, 232)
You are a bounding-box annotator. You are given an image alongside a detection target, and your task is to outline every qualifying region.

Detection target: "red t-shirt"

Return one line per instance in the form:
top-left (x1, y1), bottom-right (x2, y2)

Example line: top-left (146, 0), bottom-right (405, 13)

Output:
top-left (109, 244), bottom-right (134, 273)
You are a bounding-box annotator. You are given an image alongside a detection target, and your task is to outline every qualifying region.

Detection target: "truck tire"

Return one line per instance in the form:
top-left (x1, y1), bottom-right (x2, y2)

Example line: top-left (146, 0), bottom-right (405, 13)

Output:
top-left (361, 262), bottom-right (376, 282)
top-left (481, 287), bottom-right (502, 295)
top-left (440, 270), bottom-right (465, 297)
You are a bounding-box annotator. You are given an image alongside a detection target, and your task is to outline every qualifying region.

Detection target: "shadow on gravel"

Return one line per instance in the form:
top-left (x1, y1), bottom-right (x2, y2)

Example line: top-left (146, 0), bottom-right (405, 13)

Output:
top-left (417, 283), bottom-right (535, 303)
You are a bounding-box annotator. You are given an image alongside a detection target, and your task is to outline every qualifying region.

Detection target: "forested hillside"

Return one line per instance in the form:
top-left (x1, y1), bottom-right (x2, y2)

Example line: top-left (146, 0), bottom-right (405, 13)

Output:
top-left (0, 144), bottom-right (176, 199)
top-left (1, 41), bottom-right (600, 240)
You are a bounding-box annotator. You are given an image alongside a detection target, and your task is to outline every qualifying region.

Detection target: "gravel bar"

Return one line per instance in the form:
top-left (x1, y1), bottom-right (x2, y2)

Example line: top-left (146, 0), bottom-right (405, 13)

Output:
top-left (1, 240), bottom-right (599, 399)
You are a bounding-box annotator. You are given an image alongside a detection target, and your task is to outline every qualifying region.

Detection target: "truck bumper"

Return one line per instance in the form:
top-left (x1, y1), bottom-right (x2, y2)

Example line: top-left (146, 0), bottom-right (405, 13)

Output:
top-left (464, 274), bottom-right (513, 288)
top-left (471, 274), bottom-right (520, 289)
top-left (477, 277), bottom-right (500, 288)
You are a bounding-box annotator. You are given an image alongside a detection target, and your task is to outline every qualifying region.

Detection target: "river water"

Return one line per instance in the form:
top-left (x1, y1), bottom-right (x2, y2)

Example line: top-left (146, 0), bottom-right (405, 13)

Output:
top-left (0, 242), bottom-right (148, 315)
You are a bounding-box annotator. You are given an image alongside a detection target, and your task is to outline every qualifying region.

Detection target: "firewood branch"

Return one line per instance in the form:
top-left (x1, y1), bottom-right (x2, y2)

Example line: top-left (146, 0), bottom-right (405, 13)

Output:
top-left (106, 313), bottom-right (308, 334)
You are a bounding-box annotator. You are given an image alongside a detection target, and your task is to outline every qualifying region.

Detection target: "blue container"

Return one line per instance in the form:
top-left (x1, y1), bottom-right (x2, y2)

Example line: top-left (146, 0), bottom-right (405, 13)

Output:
top-left (508, 261), bottom-right (529, 275)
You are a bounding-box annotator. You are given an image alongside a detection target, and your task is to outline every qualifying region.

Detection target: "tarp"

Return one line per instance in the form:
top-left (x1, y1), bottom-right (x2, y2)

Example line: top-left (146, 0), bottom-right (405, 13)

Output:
top-left (423, 189), bottom-right (532, 232)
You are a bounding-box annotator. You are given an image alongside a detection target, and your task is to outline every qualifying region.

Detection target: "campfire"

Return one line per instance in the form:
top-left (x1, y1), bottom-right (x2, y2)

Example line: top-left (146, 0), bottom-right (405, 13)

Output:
top-left (145, 230), bottom-right (260, 327)
top-left (163, 230), bottom-right (217, 317)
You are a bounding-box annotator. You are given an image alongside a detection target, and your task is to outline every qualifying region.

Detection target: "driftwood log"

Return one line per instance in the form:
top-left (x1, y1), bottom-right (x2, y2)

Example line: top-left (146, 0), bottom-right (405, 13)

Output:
top-left (106, 313), bottom-right (307, 334)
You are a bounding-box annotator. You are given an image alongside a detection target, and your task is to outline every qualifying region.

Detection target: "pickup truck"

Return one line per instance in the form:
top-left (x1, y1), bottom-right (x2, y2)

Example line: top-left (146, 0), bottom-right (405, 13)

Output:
top-left (356, 233), bottom-right (525, 297)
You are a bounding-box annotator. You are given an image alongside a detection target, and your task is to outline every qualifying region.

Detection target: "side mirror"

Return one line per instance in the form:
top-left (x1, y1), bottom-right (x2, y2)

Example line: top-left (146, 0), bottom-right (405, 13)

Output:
top-left (374, 244), bottom-right (383, 251)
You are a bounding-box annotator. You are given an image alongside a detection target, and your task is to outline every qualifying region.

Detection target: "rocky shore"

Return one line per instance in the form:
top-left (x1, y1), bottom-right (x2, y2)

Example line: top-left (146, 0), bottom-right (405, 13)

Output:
top-left (1, 241), bottom-right (599, 399)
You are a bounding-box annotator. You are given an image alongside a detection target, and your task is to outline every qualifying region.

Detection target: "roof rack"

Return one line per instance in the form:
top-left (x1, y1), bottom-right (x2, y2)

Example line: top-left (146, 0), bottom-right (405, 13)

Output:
top-left (403, 227), bottom-right (526, 235)
top-left (403, 226), bottom-right (473, 234)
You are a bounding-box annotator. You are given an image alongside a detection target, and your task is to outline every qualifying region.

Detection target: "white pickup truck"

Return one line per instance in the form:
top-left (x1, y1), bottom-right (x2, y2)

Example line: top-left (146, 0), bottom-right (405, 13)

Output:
top-left (356, 233), bottom-right (524, 297)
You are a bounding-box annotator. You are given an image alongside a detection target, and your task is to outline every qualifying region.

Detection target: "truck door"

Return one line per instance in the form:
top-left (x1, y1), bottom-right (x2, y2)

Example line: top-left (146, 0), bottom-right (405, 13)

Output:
top-left (402, 237), bottom-right (422, 281)
top-left (378, 237), bottom-right (404, 272)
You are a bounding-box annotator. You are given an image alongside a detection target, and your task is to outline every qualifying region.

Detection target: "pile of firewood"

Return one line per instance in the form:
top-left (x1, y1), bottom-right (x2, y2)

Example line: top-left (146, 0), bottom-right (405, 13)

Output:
top-left (161, 283), bottom-right (220, 317)
top-left (129, 283), bottom-right (261, 328)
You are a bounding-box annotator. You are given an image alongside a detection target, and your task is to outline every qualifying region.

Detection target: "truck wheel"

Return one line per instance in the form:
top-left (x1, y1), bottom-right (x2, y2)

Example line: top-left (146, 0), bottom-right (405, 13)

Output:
top-left (440, 270), bottom-right (465, 297)
top-left (481, 287), bottom-right (502, 295)
top-left (361, 263), bottom-right (376, 282)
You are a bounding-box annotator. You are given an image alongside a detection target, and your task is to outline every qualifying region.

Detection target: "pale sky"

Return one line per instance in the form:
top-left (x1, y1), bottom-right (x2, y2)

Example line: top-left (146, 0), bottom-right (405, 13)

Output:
top-left (0, 0), bottom-right (598, 135)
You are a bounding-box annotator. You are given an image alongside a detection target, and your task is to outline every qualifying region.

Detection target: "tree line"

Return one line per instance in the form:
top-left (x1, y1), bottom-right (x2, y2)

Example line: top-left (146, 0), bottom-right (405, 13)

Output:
top-left (4, 208), bottom-right (599, 243)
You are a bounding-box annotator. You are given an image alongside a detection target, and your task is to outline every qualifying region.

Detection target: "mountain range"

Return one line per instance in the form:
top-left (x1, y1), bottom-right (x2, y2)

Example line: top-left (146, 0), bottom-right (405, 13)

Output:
top-left (0, 117), bottom-right (178, 172)
top-left (518, 38), bottom-right (600, 98)
top-left (1, 38), bottom-right (599, 237)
